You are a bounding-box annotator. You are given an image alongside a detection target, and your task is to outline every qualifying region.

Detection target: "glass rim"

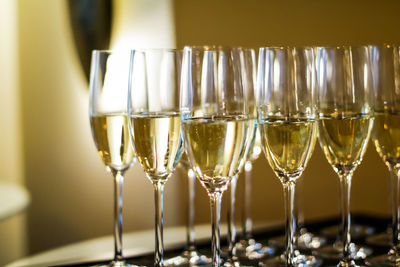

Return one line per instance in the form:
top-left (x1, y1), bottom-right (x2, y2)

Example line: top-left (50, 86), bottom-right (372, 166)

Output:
top-left (368, 43), bottom-right (399, 49)
top-left (258, 46), bottom-right (317, 53)
top-left (131, 48), bottom-right (182, 53)
top-left (313, 45), bottom-right (371, 49)
top-left (259, 45), bottom-right (314, 49)
top-left (183, 45), bottom-right (244, 51)
top-left (91, 48), bottom-right (182, 54)
top-left (91, 49), bottom-right (113, 55)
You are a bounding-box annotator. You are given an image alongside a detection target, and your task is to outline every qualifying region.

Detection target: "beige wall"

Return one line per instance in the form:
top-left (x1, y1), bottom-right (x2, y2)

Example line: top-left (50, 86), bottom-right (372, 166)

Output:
top-left (18, 0), bottom-right (184, 256)
top-left (2, 0), bottom-right (399, 262)
top-left (0, 0), bottom-right (28, 265)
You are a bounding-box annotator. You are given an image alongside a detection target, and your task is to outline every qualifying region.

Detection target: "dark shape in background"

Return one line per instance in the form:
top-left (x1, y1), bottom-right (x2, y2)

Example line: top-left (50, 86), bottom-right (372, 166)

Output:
top-left (67, 0), bottom-right (112, 83)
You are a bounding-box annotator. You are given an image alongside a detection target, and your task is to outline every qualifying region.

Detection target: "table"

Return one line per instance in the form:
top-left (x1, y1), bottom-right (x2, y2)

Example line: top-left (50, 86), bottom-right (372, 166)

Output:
top-left (6, 215), bottom-right (391, 267)
top-left (5, 220), bottom-right (283, 267)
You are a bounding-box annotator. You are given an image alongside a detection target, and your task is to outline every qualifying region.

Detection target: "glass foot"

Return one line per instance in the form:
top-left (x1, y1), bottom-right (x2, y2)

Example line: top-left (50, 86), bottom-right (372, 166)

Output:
top-left (268, 231), bottom-right (327, 250)
top-left (335, 260), bottom-right (366, 267)
top-left (259, 251), bottom-right (322, 266)
top-left (320, 224), bottom-right (375, 239)
top-left (164, 249), bottom-right (212, 266)
top-left (366, 253), bottom-right (400, 266)
top-left (222, 257), bottom-right (252, 267)
top-left (314, 242), bottom-right (372, 260)
top-left (365, 230), bottom-right (392, 247)
top-left (97, 260), bottom-right (140, 267)
top-left (234, 238), bottom-right (275, 260)
top-left (298, 230), bottom-right (328, 250)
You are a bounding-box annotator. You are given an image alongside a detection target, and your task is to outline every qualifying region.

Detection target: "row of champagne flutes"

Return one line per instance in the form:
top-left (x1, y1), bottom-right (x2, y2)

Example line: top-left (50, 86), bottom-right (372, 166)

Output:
top-left (88, 44), bottom-right (400, 267)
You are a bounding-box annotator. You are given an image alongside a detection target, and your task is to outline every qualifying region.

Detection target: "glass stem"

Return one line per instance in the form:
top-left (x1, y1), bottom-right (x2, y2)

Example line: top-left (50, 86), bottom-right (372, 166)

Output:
top-left (390, 168), bottom-right (400, 256)
top-left (154, 181), bottom-right (165, 267)
top-left (283, 180), bottom-right (296, 266)
top-left (242, 161), bottom-right (253, 240)
top-left (210, 192), bottom-right (223, 267)
top-left (296, 179), bottom-right (304, 232)
top-left (339, 173), bottom-right (353, 264)
top-left (186, 168), bottom-right (197, 252)
top-left (113, 170), bottom-right (125, 262)
top-left (227, 175), bottom-right (238, 259)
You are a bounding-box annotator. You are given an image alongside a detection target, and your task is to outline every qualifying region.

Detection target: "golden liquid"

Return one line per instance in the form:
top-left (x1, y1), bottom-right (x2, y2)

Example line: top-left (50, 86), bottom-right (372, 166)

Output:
top-left (318, 114), bottom-right (373, 175)
top-left (260, 118), bottom-right (317, 181)
top-left (130, 113), bottom-right (182, 182)
top-left (372, 111), bottom-right (400, 170)
top-left (90, 114), bottom-right (135, 171)
top-left (182, 115), bottom-right (249, 192)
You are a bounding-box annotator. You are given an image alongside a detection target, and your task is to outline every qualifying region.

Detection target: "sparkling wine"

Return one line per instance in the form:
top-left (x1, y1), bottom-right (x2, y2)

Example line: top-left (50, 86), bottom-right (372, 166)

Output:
top-left (260, 117), bottom-right (317, 181)
top-left (130, 113), bottom-right (182, 182)
top-left (318, 113), bottom-right (373, 175)
top-left (182, 115), bottom-right (249, 192)
top-left (372, 111), bottom-right (400, 170)
top-left (90, 114), bottom-right (135, 171)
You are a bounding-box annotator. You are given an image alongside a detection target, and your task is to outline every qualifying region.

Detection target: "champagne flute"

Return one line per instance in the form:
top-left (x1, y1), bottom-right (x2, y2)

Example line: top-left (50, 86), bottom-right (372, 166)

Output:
top-left (236, 132), bottom-right (275, 260)
top-left (164, 152), bottom-right (211, 266)
top-left (314, 46), bottom-right (374, 266)
top-left (258, 46), bottom-right (319, 266)
top-left (366, 44), bottom-right (400, 266)
top-left (224, 48), bottom-right (273, 266)
top-left (233, 49), bottom-right (275, 261)
top-left (180, 46), bottom-right (250, 267)
top-left (128, 49), bottom-right (183, 267)
top-left (89, 50), bottom-right (136, 267)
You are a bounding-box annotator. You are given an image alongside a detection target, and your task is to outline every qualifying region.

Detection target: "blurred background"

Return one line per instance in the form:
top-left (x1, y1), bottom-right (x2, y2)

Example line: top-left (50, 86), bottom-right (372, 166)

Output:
top-left (1, 0), bottom-right (400, 265)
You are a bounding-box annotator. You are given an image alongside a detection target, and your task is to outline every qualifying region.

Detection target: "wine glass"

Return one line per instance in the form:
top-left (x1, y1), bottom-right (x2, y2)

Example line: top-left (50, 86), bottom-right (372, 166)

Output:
top-left (223, 48), bottom-right (273, 266)
top-left (233, 49), bottom-right (275, 261)
top-left (314, 46), bottom-right (374, 266)
top-left (257, 46), bottom-right (319, 266)
top-left (89, 50), bottom-right (137, 267)
top-left (128, 49), bottom-right (184, 267)
top-left (366, 44), bottom-right (400, 266)
top-left (164, 152), bottom-right (211, 266)
top-left (180, 46), bottom-right (250, 267)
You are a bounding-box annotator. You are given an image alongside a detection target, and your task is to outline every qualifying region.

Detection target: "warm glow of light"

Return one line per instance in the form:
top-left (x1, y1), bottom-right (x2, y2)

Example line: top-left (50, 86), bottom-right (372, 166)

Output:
top-left (363, 62), bottom-right (369, 92)
top-left (100, 51), bottom-right (131, 113)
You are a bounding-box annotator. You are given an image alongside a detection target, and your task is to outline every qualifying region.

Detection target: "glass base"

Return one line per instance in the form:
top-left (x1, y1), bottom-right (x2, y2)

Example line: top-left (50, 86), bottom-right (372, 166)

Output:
top-left (96, 260), bottom-right (138, 267)
top-left (234, 238), bottom-right (275, 260)
top-left (268, 230), bottom-right (327, 250)
top-left (222, 257), bottom-right (252, 267)
top-left (298, 229), bottom-right (328, 250)
top-left (335, 260), bottom-right (366, 267)
top-left (320, 224), bottom-right (375, 239)
top-left (259, 252), bottom-right (322, 267)
top-left (164, 249), bottom-right (212, 266)
top-left (314, 242), bottom-right (372, 260)
top-left (365, 230), bottom-right (392, 247)
top-left (366, 253), bottom-right (400, 266)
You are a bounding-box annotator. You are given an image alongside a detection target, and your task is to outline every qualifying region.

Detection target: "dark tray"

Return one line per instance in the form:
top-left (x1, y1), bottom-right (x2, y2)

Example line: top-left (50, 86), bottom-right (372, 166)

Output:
top-left (54, 213), bottom-right (392, 267)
